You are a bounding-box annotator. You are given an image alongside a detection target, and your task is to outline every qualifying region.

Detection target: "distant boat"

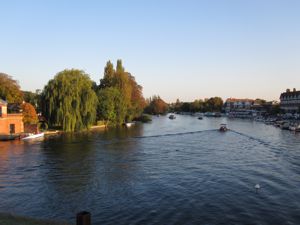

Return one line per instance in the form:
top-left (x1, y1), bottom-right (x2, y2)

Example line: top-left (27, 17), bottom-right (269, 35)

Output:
top-left (280, 122), bottom-right (290, 130)
top-left (169, 115), bottom-right (176, 120)
top-left (125, 122), bottom-right (135, 128)
top-left (21, 133), bottom-right (44, 140)
top-left (295, 124), bottom-right (300, 132)
top-left (219, 124), bottom-right (228, 132)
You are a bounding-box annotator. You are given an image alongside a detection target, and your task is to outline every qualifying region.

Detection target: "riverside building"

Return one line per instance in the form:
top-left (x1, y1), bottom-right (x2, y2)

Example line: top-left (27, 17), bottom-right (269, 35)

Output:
top-left (280, 88), bottom-right (300, 113)
top-left (0, 99), bottom-right (24, 139)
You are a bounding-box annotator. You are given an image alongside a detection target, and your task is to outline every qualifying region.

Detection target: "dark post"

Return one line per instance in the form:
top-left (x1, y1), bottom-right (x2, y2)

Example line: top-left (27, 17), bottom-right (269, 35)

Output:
top-left (77, 211), bottom-right (91, 225)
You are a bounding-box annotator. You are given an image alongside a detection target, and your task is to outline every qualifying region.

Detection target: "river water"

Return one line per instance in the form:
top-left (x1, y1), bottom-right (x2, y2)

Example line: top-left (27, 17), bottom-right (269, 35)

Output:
top-left (0, 115), bottom-right (300, 225)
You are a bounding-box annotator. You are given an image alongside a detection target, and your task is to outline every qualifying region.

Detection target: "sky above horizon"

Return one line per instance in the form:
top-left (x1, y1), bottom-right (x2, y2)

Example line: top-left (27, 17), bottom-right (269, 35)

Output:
top-left (1, 0), bottom-right (300, 102)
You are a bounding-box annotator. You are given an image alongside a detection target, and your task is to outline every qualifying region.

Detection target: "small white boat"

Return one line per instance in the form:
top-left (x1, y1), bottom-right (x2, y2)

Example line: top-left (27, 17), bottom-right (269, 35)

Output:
top-left (125, 122), bottom-right (134, 128)
top-left (22, 133), bottom-right (44, 140)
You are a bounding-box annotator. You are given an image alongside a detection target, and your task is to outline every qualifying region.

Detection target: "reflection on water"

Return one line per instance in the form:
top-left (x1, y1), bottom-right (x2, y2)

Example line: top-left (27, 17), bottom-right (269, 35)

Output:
top-left (0, 115), bottom-right (300, 224)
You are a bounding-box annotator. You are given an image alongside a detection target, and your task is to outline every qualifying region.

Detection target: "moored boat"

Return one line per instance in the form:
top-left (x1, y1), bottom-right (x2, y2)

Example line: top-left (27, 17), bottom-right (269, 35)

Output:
top-left (280, 122), bottom-right (290, 130)
top-left (125, 122), bottom-right (135, 128)
top-left (295, 124), bottom-right (300, 132)
top-left (21, 133), bottom-right (44, 140)
top-left (169, 115), bottom-right (176, 120)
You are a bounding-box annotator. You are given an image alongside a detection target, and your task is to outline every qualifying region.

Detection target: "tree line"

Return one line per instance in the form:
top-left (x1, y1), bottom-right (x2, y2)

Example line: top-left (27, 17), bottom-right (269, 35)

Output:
top-left (0, 60), bottom-right (147, 132)
top-left (170, 97), bottom-right (224, 113)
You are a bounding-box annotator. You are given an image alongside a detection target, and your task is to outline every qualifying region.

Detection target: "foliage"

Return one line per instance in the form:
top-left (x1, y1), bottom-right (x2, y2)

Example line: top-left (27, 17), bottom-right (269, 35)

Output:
top-left (170, 97), bottom-right (223, 113)
top-left (97, 87), bottom-right (126, 125)
top-left (96, 120), bottom-right (105, 126)
top-left (22, 102), bottom-right (38, 124)
top-left (98, 60), bottom-right (146, 124)
top-left (0, 73), bottom-right (23, 103)
top-left (269, 103), bottom-right (282, 115)
top-left (144, 95), bottom-right (169, 115)
top-left (205, 97), bottom-right (223, 112)
top-left (41, 69), bottom-right (97, 132)
top-left (255, 98), bottom-right (267, 105)
top-left (134, 114), bottom-right (152, 123)
top-left (23, 90), bottom-right (42, 112)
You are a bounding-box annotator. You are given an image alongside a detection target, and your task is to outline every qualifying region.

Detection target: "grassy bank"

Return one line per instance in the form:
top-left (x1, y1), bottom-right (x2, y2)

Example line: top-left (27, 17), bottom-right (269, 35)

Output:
top-left (0, 213), bottom-right (71, 225)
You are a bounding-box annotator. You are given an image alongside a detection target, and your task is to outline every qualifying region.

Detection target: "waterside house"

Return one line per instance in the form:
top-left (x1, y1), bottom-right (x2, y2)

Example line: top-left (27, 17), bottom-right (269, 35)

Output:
top-left (280, 88), bottom-right (300, 113)
top-left (224, 98), bottom-right (255, 112)
top-left (224, 98), bottom-right (265, 118)
top-left (0, 99), bottom-right (24, 140)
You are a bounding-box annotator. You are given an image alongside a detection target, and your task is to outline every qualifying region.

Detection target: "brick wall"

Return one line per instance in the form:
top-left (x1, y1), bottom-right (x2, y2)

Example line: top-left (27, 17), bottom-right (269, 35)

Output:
top-left (0, 114), bottom-right (24, 135)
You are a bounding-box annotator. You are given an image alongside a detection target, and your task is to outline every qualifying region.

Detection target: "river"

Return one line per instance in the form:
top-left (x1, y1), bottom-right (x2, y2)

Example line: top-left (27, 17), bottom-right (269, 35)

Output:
top-left (0, 115), bottom-right (300, 225)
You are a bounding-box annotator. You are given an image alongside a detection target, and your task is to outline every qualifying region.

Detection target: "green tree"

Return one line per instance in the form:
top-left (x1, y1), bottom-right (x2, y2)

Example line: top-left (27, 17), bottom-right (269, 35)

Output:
top-left (98, 60), bottom-right (146, 123)
top-left (0, 73), bottom-right (23, 103)
top-left (97, 87), bottom-right (126, 125)
top-left (99, 61), bottom-right (115, 89)
top-left (41, 69), bottom-right (97, 132)
top-left (205, 97), bottom-right (223, 112)
top-left (255, 98), bottom-right (267, 105)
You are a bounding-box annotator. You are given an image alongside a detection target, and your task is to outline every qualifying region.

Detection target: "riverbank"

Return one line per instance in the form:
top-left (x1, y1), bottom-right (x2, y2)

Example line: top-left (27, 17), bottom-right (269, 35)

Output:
top-left (0, 213), bottom-right (71, 225)
top-left (90, 124), bottom-right (106, 129)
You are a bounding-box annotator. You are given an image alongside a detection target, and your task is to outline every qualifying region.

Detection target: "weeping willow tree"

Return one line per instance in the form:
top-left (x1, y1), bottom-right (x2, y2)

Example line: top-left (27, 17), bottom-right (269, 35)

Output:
top-left (41, 69), bottom-right (97, 132)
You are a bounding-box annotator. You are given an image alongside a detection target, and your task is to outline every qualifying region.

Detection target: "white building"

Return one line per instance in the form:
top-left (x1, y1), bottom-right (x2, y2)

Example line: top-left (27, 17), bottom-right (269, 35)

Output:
top-left (280, 88), bottom-right (300, 113)
top-left (224, 98), bottom-right (254, 113)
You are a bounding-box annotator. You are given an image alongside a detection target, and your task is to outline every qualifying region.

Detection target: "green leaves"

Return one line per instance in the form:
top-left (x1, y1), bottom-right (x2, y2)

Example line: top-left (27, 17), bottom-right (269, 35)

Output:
top-left (98, 60), bottom-right (146, 124)
top-left (42, 69), bottom-right (97, 132)
top-left (0, 73), bottom-right (23, 103)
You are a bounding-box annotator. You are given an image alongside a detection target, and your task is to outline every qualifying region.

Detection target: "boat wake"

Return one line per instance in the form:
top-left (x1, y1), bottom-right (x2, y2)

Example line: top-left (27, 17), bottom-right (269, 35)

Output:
top-left (229, 129), bottom-right (281, 152)
top-left (133, 129), bottom-right (218, 139)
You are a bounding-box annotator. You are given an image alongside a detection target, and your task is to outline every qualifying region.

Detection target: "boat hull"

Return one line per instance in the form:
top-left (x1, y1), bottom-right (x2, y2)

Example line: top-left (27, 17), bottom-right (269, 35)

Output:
top-left (21, 133), bottom-right (44, 140)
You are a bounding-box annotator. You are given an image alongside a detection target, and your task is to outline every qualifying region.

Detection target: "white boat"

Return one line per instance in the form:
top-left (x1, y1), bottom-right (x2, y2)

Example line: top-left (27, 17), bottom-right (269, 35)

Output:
top-left (22, 133), bottom-right (44, 140)
top-left (125, 122), bottom-right (134, 128)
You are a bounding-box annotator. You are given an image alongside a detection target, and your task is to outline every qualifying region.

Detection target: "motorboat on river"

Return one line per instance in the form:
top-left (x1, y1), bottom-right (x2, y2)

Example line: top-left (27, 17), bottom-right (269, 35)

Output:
top-left (21, 133), bottom-right (44, 140)
top-left (219, 124), bottom-right (228, 132)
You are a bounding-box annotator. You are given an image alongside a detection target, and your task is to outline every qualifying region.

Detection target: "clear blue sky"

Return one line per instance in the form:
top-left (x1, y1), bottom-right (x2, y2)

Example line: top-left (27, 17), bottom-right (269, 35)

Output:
top-left (1, 0), bottom-right (300, 102)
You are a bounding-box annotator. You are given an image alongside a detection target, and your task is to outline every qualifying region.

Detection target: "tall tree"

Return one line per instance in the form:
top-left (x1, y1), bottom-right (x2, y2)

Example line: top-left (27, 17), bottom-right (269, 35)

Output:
top-left (41, 69), bottom-right (97, 132)
top-left (98, 60), bottom-right (146, 123)
top-left (99, 61), bottom-right (115, 89)
top-left (0, 73), bottom-right (23, 103)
